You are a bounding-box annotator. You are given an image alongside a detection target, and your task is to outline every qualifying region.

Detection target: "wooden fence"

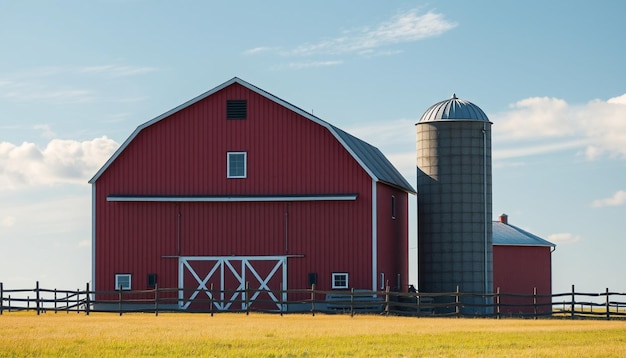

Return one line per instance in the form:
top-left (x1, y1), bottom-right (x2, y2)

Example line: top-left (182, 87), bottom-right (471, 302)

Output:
top-left (1, 282), bottom-right (626, 320)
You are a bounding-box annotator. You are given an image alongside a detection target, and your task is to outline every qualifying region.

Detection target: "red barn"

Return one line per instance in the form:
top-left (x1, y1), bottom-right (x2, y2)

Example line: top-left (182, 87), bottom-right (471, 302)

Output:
top-left (493, 214), bottom-right (555, 315)
top-left (89, 77), bottom-right (415, 311)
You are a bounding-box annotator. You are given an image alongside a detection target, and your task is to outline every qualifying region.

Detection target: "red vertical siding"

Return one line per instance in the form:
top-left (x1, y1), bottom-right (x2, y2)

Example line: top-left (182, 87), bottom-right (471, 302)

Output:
top-left (375, 183), bottom-right (409, 291)
top-left (94, 83), bottom-right (394, 297)
top-left (493, 245), bottom-right (552, 314)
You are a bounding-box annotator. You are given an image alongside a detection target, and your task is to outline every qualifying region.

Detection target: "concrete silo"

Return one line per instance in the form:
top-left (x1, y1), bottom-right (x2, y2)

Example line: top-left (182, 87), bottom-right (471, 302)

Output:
top-left (416, 94), bottom-right (492, 315)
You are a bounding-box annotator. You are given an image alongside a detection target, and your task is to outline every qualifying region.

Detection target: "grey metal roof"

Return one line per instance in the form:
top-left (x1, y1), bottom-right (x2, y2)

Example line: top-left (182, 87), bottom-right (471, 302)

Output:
top-left (330, 126), bottom-right (415, 193)
top-left (90, 77), bottom-right (416, 194)
top-left (492, 221), bottom-right (555, 247)
top-left (418, 94), bottom-right (490, 122)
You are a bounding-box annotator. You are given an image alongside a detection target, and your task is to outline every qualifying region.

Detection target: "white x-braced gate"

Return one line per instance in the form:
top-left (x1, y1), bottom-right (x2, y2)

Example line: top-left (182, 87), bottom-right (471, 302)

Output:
top-left (178, 256), bottom-right (287, 311)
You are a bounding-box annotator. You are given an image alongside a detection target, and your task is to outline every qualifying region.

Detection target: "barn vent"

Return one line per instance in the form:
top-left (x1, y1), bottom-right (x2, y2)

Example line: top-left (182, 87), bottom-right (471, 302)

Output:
top-left (499, 213), bottom-right (508, 224)
top-left (227, 99), bottom-right (247, 119)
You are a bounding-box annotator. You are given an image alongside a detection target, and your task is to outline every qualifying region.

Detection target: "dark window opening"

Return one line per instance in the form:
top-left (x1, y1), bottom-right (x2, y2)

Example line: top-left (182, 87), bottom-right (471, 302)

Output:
top-left (147, 273), bottom-right (157, 288)
top-left (227, 100), bottom-right (247, 119)
top-left (391, 195), bottom-right (396, 220)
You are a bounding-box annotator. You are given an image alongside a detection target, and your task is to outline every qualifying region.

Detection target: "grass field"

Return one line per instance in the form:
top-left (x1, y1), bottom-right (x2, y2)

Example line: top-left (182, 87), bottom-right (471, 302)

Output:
top-left (1, 312), bottom-right (626, 357)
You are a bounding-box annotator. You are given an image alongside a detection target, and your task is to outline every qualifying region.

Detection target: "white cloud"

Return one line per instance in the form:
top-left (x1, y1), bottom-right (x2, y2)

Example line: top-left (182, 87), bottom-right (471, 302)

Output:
top-left (493, 139), bottom-right (589, 160)
top-left (286, 61), bottom-right (344, 69)
top-left (348, 118), bottom-right (414, 142)
top-left (243, 46), bottom-right (276, 55)
top-left (78, 239), bottom-right (91, 248)
top-left (591, 190), bottom-right (626, 208)
top-left (548, 232), bottom-right (582, 244)
top-left (78, 65), bottom-right (157, 77)
top-left (496, 97), bottom-right (571, 139)
top-left (492, 93), bottom-right (626, 160)
top-left (0, 82), bottom-right (96, 103)
top-left (0, 137), bottom-right (119, 190)
top-left (246, 8), bottom-right (456, 58)
top-left (34, 124), bottom-right (57, 139)
top-left (0, 64), bottom-right (157, 103)
top-left (1, 215), bottom-right (16, 227)
top-left (608, 93), bottom-right (626, 105)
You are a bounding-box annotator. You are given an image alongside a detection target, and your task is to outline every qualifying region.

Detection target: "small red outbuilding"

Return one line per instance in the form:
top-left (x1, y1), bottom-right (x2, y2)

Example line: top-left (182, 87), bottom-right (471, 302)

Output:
top-left (89, 77), bottom-right (415, 311)
top-left (493, 214), bottom-right (555, 315)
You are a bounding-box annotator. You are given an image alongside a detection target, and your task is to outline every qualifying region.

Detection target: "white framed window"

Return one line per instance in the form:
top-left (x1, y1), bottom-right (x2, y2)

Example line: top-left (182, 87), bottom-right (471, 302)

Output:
top-left (115, 274), bottom-right (132, 290)
top-left (227, 152), bottom-right (247, 178)
top-left (331, 272), bottom-right (349, 289)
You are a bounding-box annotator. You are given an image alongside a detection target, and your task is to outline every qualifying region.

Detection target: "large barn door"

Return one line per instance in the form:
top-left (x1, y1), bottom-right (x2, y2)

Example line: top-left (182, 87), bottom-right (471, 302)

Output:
top-left (178, 256), bottom-right (287, 311)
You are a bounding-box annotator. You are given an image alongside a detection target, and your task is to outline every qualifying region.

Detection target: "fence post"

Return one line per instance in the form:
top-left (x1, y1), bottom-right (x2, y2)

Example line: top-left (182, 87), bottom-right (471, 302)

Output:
top-left (245, 281), bottom-right (250, 316)
top-left (0, 282), bottom-right (3, 315)
top-left (496, 287), bottom-right (500, 319)
top-left (416, 292), bottom-right (420, 317)
top-left (606, 287), bottom-right (610, 320)
top-left (280, 282), bottom-right (284, 317)
top-left (533, 287), bottom-right (537, 319)
top-left (310, 284), bottom-right (315, 317)
top-left (36, 281), bottom-right (40, 315)
top-left (153, 283), bottom-right (158, 317)
top-left (350, 288), bottom-right (355, 318)
top-left (210, 283), bottom-right (214, 317)
top-left (570, 284), bottom-right (575, 319)
top-left (385, 286), bottom-right (390, 317)
top-left (118, 284), bottom-right (123, 316)
top-left (455, 285), bottom-right (460, 318)
top-left (85, 282), bottom-right (90, 316)
top-left (54, 289), bottom-right (58, 314)
top-left (76, 289), bottom-right (80, 314)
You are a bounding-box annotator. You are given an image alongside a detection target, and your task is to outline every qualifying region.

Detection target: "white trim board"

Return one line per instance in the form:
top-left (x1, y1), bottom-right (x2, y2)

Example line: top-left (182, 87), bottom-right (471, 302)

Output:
top-left (107, 194), bottom-right (358, 202)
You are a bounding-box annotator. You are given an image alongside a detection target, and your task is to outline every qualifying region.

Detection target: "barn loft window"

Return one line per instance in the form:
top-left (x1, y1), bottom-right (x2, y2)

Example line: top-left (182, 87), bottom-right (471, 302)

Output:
top-left (115, 274), bottom-right (132, 290)
top-left (226, 99), bottom-right (247, 119)
top-left (331, 272), bottom-right (349, 289)
top-left (227, 152), bottom-right (247, 178)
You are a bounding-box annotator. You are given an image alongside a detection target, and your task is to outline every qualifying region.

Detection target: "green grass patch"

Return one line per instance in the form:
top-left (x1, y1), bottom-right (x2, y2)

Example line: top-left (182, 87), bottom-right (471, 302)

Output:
top-left (1, 312), bottom-right (626, 357)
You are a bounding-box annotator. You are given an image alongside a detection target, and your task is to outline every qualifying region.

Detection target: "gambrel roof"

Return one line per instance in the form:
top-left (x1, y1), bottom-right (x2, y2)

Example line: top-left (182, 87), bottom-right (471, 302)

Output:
top-left (89, 77), bottom-right (416, 194)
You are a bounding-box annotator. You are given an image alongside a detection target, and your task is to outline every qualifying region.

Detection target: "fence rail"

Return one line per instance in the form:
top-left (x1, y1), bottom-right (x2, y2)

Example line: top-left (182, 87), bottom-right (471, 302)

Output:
top-left (1, 282), bottom-right (625, 320)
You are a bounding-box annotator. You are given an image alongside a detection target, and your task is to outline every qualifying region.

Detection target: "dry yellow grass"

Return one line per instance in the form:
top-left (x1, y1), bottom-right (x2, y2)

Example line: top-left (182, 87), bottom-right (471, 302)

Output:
top-left (1, 312), bottom-right (626, 357)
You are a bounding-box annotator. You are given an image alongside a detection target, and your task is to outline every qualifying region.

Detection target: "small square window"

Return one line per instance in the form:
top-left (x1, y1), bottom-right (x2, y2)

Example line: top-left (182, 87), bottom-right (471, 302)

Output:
top-left (332, 272), bottom-right (349, 289)
top-left (115, 274), bottom-right (132, 290)
top-left (227, 152), bottom-right (247, 178)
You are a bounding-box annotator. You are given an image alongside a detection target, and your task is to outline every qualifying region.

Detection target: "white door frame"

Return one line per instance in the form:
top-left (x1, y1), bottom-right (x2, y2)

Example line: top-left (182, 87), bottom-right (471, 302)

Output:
top-left (178, 256), bottom-right (287, 310)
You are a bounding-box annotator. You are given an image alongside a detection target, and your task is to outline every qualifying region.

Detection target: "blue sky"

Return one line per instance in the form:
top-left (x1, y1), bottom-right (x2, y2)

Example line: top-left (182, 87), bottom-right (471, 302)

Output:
top-left (1, 1), bottom-right (625, 295)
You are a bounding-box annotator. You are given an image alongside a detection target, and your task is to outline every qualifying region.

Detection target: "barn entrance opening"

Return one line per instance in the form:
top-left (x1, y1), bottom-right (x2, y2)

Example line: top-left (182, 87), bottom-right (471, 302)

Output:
top-left (178, 256), bottom-right (287, 312)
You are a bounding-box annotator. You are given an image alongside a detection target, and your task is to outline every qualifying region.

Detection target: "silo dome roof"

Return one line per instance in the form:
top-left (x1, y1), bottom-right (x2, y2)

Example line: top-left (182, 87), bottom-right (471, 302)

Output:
top-left (418, 94), bottom-right (489, 122)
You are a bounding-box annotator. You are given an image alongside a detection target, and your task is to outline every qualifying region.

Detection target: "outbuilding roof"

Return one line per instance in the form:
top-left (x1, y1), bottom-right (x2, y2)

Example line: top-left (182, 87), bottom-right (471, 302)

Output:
top-left (89, 77), bottom-right (415, 194)
top-left (493, 221), bottom-right (555, 247)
